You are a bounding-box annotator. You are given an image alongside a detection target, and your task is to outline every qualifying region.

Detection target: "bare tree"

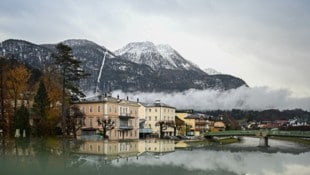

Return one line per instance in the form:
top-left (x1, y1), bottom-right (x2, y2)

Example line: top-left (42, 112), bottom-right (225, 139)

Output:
top-left (97, 118), bottom-right (115, 139)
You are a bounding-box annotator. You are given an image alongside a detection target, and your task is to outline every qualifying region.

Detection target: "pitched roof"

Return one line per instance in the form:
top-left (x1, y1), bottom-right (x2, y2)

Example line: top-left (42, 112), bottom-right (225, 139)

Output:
top-left (141, 100), bottom-right (175, 109)
top-left (185, 113), bottom-right (213, 119)
top-left (75, 94), bottom-right (139, 106)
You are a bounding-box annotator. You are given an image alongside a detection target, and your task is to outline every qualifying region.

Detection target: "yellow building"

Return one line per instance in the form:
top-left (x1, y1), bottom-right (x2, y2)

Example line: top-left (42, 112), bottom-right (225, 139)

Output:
top-left (176, 110), bottom-right (212, 136)
top-left (138, 102), bottom-right (153, 138)
top-left (185, 114), bottom-right (208, 136)
top-left (175, 110), bottom-right (193, 136)
top-left (142, 100), bottom-right (176, 138)
top-left (75, 94), bottom-right (139, 140)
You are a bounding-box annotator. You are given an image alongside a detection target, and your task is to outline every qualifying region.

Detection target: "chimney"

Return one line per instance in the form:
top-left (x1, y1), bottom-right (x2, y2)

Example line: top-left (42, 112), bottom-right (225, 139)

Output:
top-left (127, 96), bottom-right (129, 101)
top-left (137, 98), bottom-right (139, 103)
top-left (117, 95), bottom-right (119, 99)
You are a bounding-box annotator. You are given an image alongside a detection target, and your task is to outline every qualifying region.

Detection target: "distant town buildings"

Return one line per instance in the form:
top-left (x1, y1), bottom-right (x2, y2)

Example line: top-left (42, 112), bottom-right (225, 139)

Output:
top-left (245, 118), bottom-right (309, 130)
top-left (74, 93), bottom-right (308, 141)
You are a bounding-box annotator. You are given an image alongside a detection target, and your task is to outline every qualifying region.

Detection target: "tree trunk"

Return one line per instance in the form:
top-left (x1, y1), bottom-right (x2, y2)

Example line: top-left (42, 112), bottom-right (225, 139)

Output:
top-left (160, 123), bottom-right (164, 139)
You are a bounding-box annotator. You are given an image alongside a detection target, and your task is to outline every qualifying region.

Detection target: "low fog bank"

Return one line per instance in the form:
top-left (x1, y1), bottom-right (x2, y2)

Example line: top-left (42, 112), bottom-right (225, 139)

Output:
top-left (111, 86), bottom-right (310, 111)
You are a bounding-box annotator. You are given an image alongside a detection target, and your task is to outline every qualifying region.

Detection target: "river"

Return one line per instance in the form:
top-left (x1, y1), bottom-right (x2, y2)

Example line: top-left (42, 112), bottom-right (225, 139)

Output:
top-left (0, 137), bottom-right (309, 175)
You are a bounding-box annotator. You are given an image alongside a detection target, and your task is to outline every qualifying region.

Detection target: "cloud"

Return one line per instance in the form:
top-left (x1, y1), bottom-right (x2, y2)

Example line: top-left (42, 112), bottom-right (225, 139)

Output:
top-left (112, 86), bottom-right (310, 111)
top-left (111, 148), bottom-right (310, 175)
top-left (1, 0), bottom-right (310, 97)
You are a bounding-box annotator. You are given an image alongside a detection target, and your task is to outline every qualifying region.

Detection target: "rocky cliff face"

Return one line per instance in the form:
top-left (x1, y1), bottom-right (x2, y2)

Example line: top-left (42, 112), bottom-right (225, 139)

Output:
top-left (0, 39), bottom-right (247, 93)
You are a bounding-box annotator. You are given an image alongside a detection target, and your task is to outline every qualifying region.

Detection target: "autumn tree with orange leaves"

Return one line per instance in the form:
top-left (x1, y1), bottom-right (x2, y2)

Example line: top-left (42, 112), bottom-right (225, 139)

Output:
top-left (6, 65), bottom-right (31, 112)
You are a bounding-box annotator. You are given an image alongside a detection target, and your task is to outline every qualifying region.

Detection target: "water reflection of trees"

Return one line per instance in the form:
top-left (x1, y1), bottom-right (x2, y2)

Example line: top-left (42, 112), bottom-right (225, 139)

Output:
top-left (0, 137), bottom-right (85, 174)
top-left (0, 137), bottom-right (176, 167)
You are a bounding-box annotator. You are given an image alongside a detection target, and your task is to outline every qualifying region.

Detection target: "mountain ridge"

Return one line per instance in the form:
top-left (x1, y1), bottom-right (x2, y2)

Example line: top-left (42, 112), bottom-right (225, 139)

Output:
top-left (0, 39), bottom-right (247, 93)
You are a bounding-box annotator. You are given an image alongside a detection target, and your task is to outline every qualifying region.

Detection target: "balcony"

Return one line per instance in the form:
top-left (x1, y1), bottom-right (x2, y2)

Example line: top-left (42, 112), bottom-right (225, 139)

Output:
top-left (119, 119), bottom-right (134, 130)
top-left (139, 128), bottom-right (152, 134)
top-left (119, 125), bottom-right (134, 130)
top-left (119, 113), bottom-right (135, 119)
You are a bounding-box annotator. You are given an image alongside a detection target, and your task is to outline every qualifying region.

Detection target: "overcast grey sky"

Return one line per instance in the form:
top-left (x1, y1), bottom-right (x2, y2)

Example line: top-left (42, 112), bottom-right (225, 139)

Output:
top-left (1, 0), bottom-right (310, 97)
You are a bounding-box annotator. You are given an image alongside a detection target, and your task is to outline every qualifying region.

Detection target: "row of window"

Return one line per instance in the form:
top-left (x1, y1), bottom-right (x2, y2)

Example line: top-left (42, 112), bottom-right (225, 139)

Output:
top-left (81, 105), bottom-right (138, 116)
top-left (146, 108), bottom-right (175, 113)
top-left (147, 116), bottom-right (175, 121)
top-left (119, 106), bottom-right (138, 116)
top-left (87, 117), bottom-right (139, 128)
top-left (81, 106), bottom-right (106, 113)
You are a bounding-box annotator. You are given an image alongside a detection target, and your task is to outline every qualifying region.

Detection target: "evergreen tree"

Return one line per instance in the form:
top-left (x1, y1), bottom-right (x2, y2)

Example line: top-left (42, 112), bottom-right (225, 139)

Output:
top-left (54, 43), bottom-right (89, 135)
top-left (14, 105), bottom-right (30, 137)
top-left (33, 80), bottom-right (50, 136)
top-left (67, 105), bottom-right (85, 139)
top-left (33, 80), bottom-right (50, 118)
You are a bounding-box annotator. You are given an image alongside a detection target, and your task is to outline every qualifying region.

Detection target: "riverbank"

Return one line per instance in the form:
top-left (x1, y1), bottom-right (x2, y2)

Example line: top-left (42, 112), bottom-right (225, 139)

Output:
top-left (176, 137), bottom-right (240, 148)
top-left (270, 136), bottom-right (310, 145)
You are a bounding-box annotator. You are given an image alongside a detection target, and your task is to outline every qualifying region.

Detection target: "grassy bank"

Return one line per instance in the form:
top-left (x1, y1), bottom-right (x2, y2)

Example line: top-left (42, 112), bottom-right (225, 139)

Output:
top-left (182, 137), bottom-right (240, 147)
top-left (216, 137), bottom-right (240, 145)
top-left (271, 136), bottom-right (310, 145)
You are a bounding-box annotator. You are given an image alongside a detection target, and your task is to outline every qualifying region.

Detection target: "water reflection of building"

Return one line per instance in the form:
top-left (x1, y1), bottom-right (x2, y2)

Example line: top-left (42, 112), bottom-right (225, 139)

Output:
top-left (138, 139), bottom-right (175, 154)
top-left (76, 139), bottom-right (175, 160)
top-left (78, 139), bottom-right (140, 159)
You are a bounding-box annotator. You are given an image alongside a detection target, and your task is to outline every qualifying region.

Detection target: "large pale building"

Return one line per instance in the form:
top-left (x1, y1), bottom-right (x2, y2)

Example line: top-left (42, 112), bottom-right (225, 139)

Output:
top-left (141, 100), bottom-right (176, 138)
top-left (75, 94), bottom-right (140, 140)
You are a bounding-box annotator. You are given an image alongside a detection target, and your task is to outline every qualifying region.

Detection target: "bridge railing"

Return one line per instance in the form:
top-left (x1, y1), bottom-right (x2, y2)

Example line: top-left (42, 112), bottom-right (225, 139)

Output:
top-left (270, 130), bottom-right (310, 137)
top-left (206, 130), bottom-right (310, 138)
top-left (205, 130), bottom-right (257, 137)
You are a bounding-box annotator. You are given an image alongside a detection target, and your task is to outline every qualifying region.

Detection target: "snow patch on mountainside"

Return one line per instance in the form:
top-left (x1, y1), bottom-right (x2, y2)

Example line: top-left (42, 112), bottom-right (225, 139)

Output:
top-left (156, 44), bottom-right (178, 68)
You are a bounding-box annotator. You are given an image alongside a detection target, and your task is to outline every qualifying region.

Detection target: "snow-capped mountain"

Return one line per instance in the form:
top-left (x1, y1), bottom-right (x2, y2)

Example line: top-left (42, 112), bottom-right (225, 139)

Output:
top-left (0, 39), bottom-right (247, 93)
top-left (115, 41), bottom-right (200, 71)
top-left (204, 68), bottom-right (221, 75)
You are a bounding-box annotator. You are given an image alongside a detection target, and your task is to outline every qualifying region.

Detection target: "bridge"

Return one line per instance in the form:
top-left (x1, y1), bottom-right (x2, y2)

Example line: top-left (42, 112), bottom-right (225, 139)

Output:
top-left (205, 130), bottom-right (310, 147)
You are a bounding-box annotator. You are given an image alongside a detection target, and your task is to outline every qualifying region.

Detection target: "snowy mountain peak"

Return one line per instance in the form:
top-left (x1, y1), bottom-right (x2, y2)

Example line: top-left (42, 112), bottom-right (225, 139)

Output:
top-left (115, 41), bottom-right (200, 71)
top-left (115, 41), bottom-right (157, 56)
top-left (204, 68), bottom-right (221, 75)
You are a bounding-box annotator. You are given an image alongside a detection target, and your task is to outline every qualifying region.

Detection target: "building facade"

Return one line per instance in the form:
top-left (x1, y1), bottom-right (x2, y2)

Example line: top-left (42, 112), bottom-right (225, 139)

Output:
top-left (75, 94), bottom-right (139, 140)
top-left (142, 100), bottom-right (176, 138)
top-left (185, 113), bottom-right (209, 136)
top-left (176, 110), bottom-right (213, 136)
